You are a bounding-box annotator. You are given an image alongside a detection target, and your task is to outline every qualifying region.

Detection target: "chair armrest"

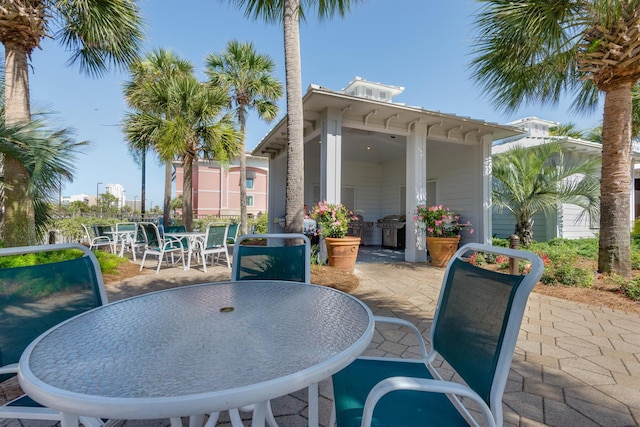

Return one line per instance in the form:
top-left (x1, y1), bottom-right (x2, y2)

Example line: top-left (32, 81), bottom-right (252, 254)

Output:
top-left (0, 363), bottom-right (18, 375)
top-left (362, 376), bottom-right (496, 427)
top-left (373, 316), bottom-right (429, 359)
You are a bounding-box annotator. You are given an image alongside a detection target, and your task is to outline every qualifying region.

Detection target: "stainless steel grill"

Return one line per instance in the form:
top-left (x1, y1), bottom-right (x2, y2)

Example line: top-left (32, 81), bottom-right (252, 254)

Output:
top-left (377, 215), bottom-right (406, 249)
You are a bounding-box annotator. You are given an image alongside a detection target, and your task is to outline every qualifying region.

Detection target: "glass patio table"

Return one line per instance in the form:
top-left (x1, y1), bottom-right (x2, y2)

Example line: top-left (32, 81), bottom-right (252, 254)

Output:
top-left (18, 281), bottom-right (374, 427)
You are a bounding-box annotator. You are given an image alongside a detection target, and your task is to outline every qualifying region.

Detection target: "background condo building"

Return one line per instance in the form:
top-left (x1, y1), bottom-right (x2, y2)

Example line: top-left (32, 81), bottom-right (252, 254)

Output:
top-left (174, 153), bottom-right (268, 218)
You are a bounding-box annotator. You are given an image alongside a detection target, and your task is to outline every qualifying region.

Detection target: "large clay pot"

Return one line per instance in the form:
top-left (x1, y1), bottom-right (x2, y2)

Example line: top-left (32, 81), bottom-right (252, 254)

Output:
top-left (324, 236), bottom-right (361, 272)
top-left (426, 236), bottom-right (460, 268)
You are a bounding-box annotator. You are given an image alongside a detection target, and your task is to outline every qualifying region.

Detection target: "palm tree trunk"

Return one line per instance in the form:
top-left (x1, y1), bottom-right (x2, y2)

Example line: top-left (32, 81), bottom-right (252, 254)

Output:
top-left (3, 43), bottom-right (36, 246)
top-left (239, 108), bottom-right (248, 235)
top-left (164, 160), bottom-right (172, 226)
top-left (182, 151), bottom-right (195, 231)
top-left (283, 0), bottom-right (304, 234)
top-left (598, 80), bottom-right (634, 276)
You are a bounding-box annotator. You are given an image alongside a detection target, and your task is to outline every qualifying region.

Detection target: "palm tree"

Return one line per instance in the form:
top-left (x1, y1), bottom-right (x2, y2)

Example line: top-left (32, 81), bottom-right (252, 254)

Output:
top-left (205, 40), bottom-right (283, 235)
top-left (123, 49), bottom-right (194, 224)
top-left (152, 74), bottom-right (242, 231)
top-left (493, 142), bottom-right (600, 246)
top-left (0, 0), bottom-right (143, 246)
top-left (0, 113), bottom-right (86, 240)
top-left (470, 1), bottom-right (640, 276)
top-left (549, 123), bottom-right (586, 139)
top-left (227, 0), bottom-right (363, 234)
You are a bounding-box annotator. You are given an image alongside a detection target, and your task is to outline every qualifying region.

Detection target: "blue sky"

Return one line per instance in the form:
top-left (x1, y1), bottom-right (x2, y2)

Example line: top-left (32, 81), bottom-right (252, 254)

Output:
top-left (28, 0), bottom-right (603, 207)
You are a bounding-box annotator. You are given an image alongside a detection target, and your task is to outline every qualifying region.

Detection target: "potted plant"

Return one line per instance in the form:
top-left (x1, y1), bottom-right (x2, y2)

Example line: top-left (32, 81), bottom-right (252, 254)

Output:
top-left (309, 201), bottom-right (360, 271)
top-left (414, 204), bottom-right (473, 267)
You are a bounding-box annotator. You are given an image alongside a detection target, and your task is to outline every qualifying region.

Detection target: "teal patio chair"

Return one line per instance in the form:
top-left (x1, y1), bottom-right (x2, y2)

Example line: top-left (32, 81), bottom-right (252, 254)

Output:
top-left (226, 222), bottom-right (240, 245)
top-left (231, 233), bottom-right (311, 283)
top-left (81, 224), bottom-right (113, 252)
top-left (93, 224), bottom-right (115, 253)
top-left (198, 223), bottom-right (230, 272)
top-left (330, 243), bottom-right (544, 427)
top-left (138, 222), bottom-right (185, 274)
top-left (205, 233), bottom-right (311, 427)
top-left (0, 244), bottom-right (107, 426)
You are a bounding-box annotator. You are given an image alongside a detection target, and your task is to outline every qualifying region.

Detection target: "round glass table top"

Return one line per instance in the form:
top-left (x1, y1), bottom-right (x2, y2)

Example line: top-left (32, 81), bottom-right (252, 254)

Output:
top-left (19, 281), bottom-right (373, 418)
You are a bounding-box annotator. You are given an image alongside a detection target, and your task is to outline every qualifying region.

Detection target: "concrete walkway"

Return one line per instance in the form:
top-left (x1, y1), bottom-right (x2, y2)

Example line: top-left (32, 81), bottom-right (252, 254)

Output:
top-left (4, 252), bottom-right (640, 426)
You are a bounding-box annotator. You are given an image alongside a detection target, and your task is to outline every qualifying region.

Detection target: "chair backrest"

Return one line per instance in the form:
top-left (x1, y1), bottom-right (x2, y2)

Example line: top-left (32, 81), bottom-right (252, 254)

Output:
top-left (430, 243), bottom-right (543, 423)
top-left (226, 222), bottom-right (239, 243)
top-left (93, 224), bottom-right (113, 238)
top-left (232, 233), bottom-right (311, 283)
top-left (116, 222), bottom-right (136, 232)
top-left (164, 225), bottom-right (186, 233)
top-left (0, 244), bottom-right (107, 378)
top-left (138, 222), bottom-right (161, 247)
top-left (203, 223), bottom-right (229, 250)
top-left (163, 225), bottom-right (188, 248)
top-left (81, 224), bottom-right (92, 241)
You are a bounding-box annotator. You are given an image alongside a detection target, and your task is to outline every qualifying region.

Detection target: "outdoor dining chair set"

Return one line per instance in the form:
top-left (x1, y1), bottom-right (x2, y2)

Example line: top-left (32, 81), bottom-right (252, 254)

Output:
top-left (82, 221), bottom-right (240, 274)
top-left (1, 238), bottom-right (543, 427)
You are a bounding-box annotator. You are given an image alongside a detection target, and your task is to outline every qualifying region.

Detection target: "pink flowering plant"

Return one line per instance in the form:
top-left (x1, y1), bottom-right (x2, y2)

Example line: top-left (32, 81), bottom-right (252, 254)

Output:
top-left (414, 204), bottom-right (473, 237)
top-left (309, 201), bottom-right (357, 238)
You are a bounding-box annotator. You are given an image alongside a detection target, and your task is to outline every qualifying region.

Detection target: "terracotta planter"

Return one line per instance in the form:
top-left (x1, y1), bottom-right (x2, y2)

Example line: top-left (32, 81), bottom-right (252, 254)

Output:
top-left (324, 236), bottom-right (361, 272)
top-left (426, 236), bottom-right (460, 268)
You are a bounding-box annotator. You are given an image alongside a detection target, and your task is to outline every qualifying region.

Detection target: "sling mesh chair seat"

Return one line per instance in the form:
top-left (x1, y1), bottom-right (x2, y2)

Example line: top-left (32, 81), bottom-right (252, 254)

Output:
top-left (231, 233), bottom-right (311, 283)
top-left (331, 243), bottom-right (544, 427)
top-left (0, 244), bottom-right (108, 426)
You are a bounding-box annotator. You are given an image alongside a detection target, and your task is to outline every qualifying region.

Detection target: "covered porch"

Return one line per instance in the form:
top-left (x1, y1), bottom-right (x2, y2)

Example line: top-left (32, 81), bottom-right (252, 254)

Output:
top-left (253, 78), bottom-right (520, 262)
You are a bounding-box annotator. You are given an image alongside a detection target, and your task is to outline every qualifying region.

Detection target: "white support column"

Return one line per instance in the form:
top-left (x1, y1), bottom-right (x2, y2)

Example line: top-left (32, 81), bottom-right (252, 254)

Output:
top-left (482, 134), bottom-right (494, 244)
top-left (320, 107), bottom-right (343, 204)
top-left (405, 123), bottom-right (428, 262)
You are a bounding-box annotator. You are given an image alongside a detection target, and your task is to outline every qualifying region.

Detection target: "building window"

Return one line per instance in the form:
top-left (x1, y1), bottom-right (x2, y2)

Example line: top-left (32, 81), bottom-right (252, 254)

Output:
top-left (246, 178), bottom-right (254, 189)
top-left (247, 195), bottom-right (254, 207)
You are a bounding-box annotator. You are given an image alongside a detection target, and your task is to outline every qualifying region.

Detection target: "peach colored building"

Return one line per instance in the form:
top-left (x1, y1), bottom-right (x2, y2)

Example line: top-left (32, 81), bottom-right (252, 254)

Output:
top-left (174, 154), bottom-right (269, 218)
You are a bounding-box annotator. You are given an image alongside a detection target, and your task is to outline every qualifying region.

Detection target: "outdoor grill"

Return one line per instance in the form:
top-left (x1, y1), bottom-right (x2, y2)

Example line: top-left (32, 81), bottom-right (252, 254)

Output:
top-left (377, 215), bottom-right (406, 249)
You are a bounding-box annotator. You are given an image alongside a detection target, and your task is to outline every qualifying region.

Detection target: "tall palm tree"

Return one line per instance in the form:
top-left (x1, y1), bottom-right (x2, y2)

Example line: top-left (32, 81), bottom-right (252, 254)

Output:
top-left (152, 74), bottom-right (242, 231)
top-left (0, 113), bottom-right (86, 240)
top-left (205, 40), bottom-right (283, 235)
top-left (123, 49), bottom-right (194, 223)
top-left (470, 1), bottom-right (640, 276)
top-left (227, 0), bottom-right (363, 234)
top-left (493, 142), bottom-right (601, 246)
top-left (0, 0), bottom-right (143, 246)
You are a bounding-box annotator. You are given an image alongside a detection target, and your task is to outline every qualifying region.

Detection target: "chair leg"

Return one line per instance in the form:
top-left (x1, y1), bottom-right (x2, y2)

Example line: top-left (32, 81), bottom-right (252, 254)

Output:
top-left (139, 252), bottom-right (147, 271)
top-left (156, 253), bottom-right (163, 274)
top-left (224, 248), bottom-right (231, 269)
top-left (229, 408), bottom-right (244, 427)
top-left (202, 252), bottom-right (208, 273)
top-left (189, 414), bottom-right (207, 427)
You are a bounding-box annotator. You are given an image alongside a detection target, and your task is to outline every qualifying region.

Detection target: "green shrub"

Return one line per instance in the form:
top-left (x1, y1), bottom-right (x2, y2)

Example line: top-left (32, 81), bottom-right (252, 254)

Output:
top-left (621, 277), bottom-right (640, 301)
top-left (253, 212), bottom-right (269, 234)
top-left (0, 249), bottom-right (83, 268)
top-left (94, 250), bottom-right (129, 275)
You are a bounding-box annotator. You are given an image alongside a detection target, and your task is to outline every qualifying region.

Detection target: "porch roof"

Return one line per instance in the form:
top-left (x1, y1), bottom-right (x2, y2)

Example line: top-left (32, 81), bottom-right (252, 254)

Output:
top-left (252, 84), bottom-right (523, 159)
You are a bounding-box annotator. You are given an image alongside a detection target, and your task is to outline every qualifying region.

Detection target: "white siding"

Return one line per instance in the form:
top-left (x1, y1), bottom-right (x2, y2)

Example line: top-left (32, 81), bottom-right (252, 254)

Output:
top-left (559, 203), bottom-right (598, 239)
top-left (426, 142), bottom-right (483, 244)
